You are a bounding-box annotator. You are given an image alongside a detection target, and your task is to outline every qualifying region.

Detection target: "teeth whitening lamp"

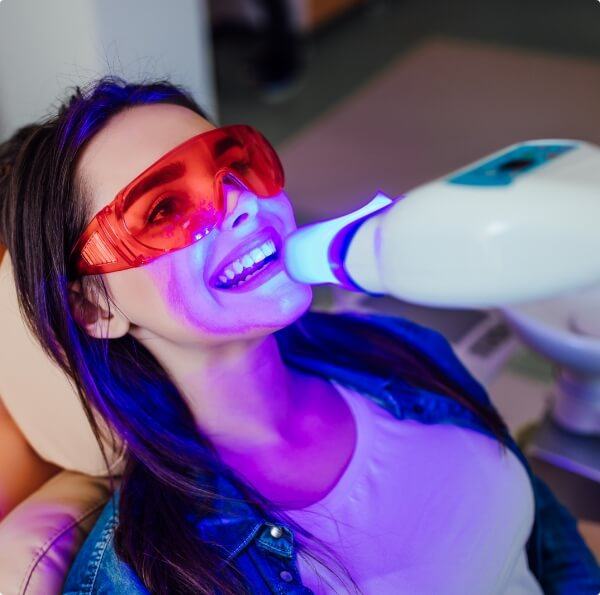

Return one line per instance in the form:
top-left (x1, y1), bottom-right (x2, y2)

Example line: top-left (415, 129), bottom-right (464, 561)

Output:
top-left (284, 139), bottom-right (600, 440)
top-left (283, 139), bottom-right (600, 309)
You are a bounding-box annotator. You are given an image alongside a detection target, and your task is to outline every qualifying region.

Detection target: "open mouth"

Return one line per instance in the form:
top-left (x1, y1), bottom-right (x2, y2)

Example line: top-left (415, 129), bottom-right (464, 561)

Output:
top-left (209, 228), bottom-right (284, 292)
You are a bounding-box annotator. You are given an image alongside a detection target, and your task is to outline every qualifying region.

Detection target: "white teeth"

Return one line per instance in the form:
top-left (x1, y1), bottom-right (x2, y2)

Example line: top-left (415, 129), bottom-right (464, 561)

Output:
top-left (262, 241), bottom-right (275, 256)
top-left (251, 247), bottom-right (266, 263)
top-left (216, 238), bottom-right (279, 285)
top-left (219, 274), bottom-right (228, 283)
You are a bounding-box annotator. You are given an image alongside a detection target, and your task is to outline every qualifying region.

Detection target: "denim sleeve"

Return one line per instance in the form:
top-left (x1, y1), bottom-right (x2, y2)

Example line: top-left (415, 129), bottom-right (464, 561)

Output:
top-left (531, 474), bottom-right (600, 595)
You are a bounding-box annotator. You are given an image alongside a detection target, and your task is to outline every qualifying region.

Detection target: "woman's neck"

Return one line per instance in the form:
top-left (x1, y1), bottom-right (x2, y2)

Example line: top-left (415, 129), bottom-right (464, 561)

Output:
top-left (144, 332), bottom-right (309, 453)
top-left (140, 329), bottom-right (357, 505)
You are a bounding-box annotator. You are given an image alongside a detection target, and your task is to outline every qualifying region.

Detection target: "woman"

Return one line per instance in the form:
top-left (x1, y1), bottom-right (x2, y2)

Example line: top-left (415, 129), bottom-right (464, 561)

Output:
top-left (0, 76), bottom-right (597, 595)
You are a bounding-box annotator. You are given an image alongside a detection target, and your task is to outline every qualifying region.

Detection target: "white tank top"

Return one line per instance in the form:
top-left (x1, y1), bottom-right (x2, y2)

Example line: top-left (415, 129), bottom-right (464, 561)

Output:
top-left (283, 380), bottom-right (543, 595)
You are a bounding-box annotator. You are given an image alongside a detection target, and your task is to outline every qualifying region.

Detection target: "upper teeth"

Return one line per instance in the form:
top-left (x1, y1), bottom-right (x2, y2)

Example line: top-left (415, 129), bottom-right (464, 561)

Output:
top-left (217, 240), bottom-right (276, 283)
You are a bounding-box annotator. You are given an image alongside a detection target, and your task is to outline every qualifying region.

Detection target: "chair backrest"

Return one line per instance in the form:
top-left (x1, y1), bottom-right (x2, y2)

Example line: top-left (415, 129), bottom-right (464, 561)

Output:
top-left (0, 245), bottom-right (124, 592)
top-left (0, 248), bottom-right (123, 476)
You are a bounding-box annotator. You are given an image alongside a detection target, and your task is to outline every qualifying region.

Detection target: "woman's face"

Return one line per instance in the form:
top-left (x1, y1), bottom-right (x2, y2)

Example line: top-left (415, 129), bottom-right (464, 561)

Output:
top-left (73, 103), bottom-right (313, 346)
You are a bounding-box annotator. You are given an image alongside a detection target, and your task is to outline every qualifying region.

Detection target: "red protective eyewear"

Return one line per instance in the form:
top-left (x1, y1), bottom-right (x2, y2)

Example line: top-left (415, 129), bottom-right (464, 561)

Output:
top-left (68, 125), bottom-right (284, 276)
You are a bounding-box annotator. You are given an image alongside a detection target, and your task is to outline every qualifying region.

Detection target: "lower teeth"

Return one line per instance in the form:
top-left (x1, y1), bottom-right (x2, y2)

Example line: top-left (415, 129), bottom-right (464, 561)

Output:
top-left (235, 267), bottom-right (263, 286)
top-left (222, 257), bottom-right (274, 289)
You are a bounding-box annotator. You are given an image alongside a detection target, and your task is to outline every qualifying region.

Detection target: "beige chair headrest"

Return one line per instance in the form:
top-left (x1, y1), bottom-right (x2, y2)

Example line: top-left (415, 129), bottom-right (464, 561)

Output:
top-left (0, 250), bottom-right (123, 476)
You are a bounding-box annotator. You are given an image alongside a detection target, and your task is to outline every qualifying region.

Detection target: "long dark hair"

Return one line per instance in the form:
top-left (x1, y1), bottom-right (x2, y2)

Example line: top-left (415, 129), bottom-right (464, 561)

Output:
top-left (0, 76), bottom-right (508, 594)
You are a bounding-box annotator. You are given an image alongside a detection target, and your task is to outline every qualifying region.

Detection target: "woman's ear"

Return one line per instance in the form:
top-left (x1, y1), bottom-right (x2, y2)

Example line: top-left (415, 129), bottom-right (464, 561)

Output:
top-left (67, 278), bottom-right (130, 339)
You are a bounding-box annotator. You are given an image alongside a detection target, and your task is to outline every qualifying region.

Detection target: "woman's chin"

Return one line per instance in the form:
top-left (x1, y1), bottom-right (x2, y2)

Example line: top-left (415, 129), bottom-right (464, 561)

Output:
top-left (255, 283), bottom-right (313, 325)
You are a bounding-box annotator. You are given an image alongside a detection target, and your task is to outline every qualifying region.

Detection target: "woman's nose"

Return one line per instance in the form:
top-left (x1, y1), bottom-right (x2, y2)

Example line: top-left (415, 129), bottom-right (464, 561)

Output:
top-left (220, 180), bottom-right (259, 229)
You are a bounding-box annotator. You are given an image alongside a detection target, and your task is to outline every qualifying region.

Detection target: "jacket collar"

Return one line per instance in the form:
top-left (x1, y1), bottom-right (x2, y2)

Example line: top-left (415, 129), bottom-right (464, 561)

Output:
top-left (192, 472), bottom-right (297, 567)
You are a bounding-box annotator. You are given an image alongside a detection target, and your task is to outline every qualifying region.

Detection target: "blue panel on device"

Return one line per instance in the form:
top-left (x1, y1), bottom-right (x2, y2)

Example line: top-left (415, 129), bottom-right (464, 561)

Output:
top-left (447, 143), bottom-right (576, 186)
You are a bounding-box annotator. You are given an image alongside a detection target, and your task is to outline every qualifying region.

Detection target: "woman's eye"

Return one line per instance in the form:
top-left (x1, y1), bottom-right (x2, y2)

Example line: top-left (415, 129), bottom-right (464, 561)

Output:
top-left (147, 196), bottom-right (176, 224)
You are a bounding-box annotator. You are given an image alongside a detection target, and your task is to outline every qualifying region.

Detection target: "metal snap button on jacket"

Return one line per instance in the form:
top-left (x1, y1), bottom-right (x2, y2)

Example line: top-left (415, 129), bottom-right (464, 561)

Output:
top-left (279, 570), bottom-right (294, 582)
top-left (270, 525), bottom-right (284, 539)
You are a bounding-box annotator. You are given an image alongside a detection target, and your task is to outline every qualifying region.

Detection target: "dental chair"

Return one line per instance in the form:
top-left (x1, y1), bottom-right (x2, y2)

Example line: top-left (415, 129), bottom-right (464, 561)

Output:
top-left (0, 247), bottom-right (123, 595)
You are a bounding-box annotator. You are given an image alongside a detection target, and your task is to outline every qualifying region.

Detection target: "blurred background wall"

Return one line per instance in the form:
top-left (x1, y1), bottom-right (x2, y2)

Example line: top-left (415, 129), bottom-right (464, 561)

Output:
top-left (0, 0), bottom-right (217, 142)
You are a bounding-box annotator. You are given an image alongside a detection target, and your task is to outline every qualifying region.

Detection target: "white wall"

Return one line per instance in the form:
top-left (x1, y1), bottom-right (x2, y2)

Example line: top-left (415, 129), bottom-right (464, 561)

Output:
top-left (0, 0), bottom-right (217, 142)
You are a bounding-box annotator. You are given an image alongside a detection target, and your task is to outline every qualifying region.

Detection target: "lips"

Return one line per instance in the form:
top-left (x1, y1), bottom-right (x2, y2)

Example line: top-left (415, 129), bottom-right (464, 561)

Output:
top-left (208, 225), bottom-right (283, 288)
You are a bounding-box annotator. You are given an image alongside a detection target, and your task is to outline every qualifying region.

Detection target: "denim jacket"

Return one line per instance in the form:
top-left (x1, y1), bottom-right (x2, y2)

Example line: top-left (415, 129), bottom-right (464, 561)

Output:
top-left (63, 310), bottom-right (600, 594)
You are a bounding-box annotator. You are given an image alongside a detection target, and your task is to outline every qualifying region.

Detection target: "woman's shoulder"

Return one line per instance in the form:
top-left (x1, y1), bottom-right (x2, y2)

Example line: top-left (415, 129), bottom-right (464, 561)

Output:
top-left (62, 492), bottom-right (148, 594)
